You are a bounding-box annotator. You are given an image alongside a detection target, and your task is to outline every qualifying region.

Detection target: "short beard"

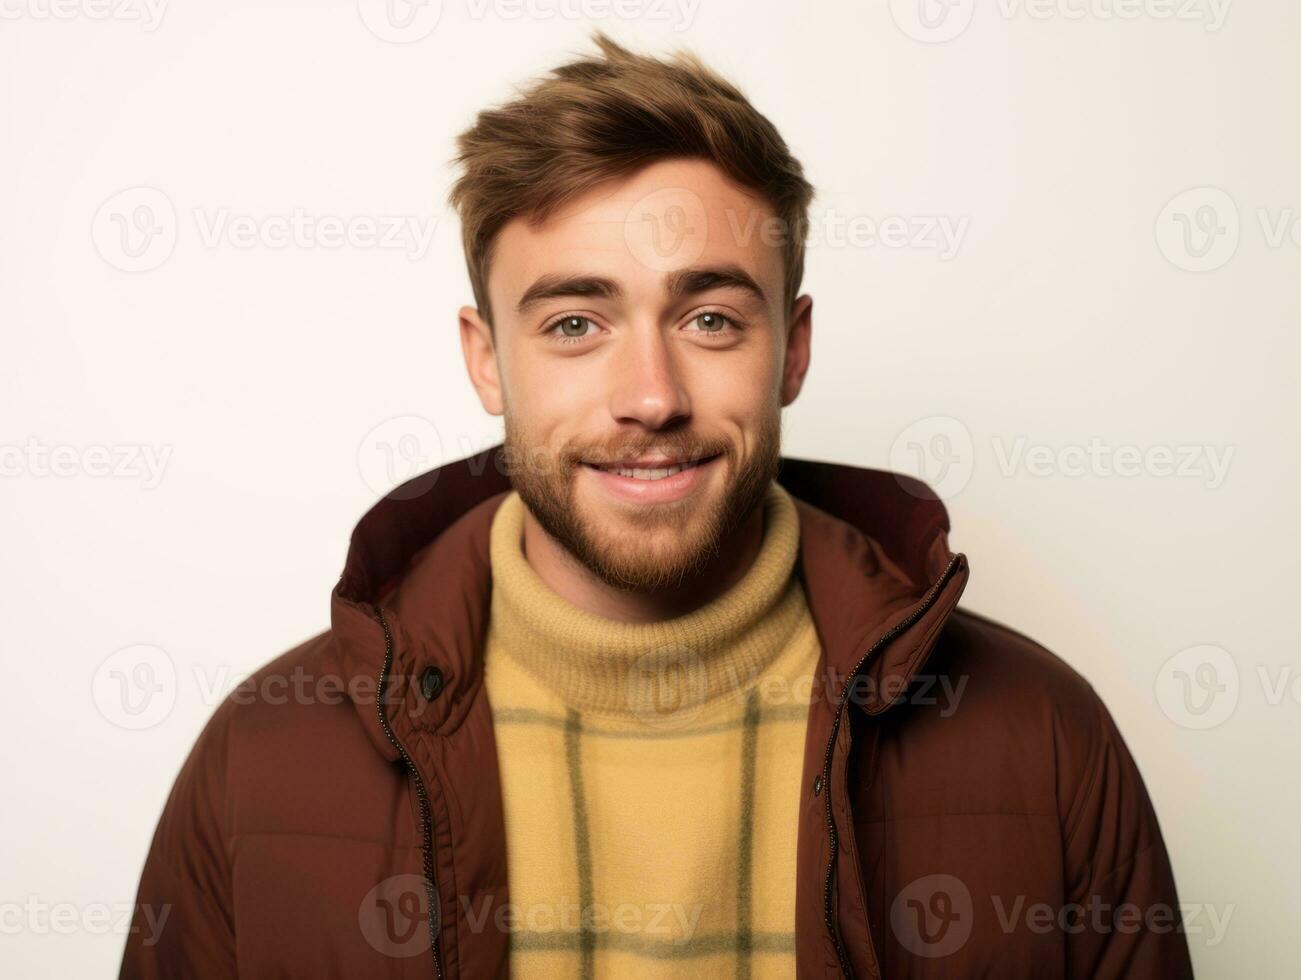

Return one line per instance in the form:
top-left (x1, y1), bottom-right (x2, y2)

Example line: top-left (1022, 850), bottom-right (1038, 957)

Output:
top-left (502, 411), bottom-right (783, 593)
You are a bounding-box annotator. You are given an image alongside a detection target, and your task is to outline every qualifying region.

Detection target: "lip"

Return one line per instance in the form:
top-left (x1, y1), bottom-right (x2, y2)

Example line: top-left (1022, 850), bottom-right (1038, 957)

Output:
top-left (580, 453), bottom-right (722, 505)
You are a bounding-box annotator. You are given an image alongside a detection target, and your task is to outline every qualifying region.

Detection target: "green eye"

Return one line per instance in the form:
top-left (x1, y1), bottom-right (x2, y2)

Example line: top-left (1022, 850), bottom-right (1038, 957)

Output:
top-left (692, 312), bottom-right (733, 333)
top-left (547, 315), bottom-right (596, 344)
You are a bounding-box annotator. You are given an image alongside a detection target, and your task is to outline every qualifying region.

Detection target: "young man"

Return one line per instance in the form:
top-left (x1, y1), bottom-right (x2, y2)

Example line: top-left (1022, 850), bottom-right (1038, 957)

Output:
top-left (121, 32), bottom-right (1194, 980)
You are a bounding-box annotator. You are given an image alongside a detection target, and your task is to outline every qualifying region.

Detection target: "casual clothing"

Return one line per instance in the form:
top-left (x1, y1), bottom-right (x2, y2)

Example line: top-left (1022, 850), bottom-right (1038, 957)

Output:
top-left (120, 445), bottom-right (1194, 978)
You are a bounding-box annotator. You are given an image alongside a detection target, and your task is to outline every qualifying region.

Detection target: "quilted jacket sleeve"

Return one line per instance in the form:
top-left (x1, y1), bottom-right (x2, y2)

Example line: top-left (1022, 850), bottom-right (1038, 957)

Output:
top-left (119, 697), bottom-right (238, 979)
top-left (1059, 688), bottom-right (1195, 979)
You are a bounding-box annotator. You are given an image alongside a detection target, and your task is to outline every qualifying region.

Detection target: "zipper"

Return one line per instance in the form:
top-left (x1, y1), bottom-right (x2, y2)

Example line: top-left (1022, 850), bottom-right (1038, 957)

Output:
top-left (375, 607), bottom-right (445, 980)
top-left (819, 555), bottom-right (962, 978)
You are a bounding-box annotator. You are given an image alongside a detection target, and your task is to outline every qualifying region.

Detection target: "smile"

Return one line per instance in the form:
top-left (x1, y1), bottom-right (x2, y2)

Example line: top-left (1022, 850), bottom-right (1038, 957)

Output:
top-left (583, 458), bottom-right (714, 481)
top-left (580, 454), bottom-right (722, 503)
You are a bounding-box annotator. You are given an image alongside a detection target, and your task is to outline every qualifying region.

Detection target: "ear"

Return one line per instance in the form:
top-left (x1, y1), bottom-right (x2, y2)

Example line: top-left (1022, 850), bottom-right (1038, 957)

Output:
top-left (780, 294), bottom-right (813, 408)
top-left (459, 305), bottom-right (504, 416)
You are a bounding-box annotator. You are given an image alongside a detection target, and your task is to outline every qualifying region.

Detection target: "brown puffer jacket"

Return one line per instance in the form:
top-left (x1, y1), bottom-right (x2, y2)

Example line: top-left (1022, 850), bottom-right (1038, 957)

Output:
top-left (120, 445), bottom-right (1194, 978)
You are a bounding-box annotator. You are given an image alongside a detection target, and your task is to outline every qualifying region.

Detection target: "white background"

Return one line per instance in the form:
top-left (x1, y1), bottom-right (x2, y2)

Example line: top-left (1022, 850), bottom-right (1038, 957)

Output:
top-left (2, 0), bottom-right (1297, 976)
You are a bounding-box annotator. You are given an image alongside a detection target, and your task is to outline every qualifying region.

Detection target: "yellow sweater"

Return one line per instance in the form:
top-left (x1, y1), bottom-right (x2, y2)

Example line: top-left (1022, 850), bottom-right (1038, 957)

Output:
top-left (483, 480), bottom-right (822, 979)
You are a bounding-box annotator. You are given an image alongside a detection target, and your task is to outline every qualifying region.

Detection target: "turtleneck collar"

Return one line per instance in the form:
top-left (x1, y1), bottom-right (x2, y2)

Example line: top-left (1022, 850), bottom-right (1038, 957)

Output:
top-left (487, 481), bottom-right (807, 718)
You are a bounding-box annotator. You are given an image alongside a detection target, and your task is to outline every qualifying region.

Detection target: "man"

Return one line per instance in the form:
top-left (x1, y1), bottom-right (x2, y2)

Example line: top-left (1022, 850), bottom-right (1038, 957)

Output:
top-left (121, 31), bottom-right (1194, 979)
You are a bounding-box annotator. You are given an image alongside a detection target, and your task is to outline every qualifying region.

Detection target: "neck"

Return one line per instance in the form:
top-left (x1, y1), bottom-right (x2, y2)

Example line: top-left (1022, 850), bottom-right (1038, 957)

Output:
top-left (518, 503), bottom-right (766, 624)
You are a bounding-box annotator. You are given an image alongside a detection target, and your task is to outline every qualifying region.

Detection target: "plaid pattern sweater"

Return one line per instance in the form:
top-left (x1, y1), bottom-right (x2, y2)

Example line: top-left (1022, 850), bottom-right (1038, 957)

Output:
top-left (483, 480), bottom-right (821, 979)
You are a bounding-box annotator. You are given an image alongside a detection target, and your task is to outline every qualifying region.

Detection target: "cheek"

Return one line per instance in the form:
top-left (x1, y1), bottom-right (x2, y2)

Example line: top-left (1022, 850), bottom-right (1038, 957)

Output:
top-left (690, 374), bottom-right (774, 449)
top-left (688, 343), bottom-right (782, 414)
top-left (501, 351), bottom-right (594, 442)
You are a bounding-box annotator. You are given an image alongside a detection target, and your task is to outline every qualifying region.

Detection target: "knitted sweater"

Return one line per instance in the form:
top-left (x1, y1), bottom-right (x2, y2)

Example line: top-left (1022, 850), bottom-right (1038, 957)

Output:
top-left (483, 480), bottom-right (822, 979)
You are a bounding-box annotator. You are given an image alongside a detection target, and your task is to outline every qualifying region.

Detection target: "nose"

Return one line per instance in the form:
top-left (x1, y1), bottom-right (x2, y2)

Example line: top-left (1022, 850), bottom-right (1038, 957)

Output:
top-left (607, 326), bottom-right (691, 430)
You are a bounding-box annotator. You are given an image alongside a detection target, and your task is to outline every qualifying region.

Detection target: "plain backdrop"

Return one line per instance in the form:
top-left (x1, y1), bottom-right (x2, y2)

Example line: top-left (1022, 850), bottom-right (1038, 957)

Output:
top-left (2, 1), bottom-right (1297, 976)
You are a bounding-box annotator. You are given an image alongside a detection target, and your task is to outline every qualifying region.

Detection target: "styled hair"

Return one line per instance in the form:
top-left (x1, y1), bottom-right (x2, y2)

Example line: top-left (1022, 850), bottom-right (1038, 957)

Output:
top-left (448, 30), bottom-right (814, 328)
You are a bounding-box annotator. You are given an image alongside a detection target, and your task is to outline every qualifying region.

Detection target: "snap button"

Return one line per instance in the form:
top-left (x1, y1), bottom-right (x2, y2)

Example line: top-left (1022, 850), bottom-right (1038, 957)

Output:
top-left (420, 666), bottom-right (445, 701)
top-left (812, 774), bottom-right (823, 796)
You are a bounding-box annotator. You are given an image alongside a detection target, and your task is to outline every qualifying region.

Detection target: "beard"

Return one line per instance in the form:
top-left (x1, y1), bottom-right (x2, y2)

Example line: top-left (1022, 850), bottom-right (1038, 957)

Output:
top-left (502, 409), bottom-right (783, 593)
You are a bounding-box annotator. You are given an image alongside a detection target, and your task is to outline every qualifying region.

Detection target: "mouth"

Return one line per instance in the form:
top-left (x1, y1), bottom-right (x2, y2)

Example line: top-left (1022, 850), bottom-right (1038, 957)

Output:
top-left (580, 453), bottom-right (722, 482)
top-left (578, 452), bottom-right (724, 504)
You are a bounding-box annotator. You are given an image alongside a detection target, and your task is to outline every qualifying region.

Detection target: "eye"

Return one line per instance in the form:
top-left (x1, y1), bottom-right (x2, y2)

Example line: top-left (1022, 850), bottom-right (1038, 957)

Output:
top-left (545, 315), bottom-right (598, 345)
top-left (686, 311), bottom-right (738, 336)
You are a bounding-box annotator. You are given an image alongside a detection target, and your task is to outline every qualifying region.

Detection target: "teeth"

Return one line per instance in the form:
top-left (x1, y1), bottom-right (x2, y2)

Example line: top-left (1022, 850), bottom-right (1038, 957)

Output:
top-left (603, 461), bottom-right (695, 480)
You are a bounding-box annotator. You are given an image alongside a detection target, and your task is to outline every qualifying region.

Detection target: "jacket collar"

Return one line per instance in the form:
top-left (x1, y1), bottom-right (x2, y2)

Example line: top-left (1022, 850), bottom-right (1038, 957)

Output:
top-left (330, 444), bottom-right (969, 757)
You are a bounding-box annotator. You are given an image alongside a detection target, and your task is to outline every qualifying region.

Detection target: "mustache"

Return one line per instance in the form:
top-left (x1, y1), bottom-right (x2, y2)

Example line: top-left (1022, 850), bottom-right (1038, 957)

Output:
top-left (569, 439), bottom-right (731, 467)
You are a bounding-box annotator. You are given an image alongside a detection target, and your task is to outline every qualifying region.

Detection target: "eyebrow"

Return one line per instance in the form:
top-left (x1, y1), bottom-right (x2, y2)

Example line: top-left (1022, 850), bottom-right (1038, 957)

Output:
top-left (514, 264), bottom-right (769, 317)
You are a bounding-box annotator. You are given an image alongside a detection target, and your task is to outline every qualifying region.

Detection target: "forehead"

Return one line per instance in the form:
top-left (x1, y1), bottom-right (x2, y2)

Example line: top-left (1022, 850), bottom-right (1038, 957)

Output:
top-left (488, 158), bottom-right (785, 312)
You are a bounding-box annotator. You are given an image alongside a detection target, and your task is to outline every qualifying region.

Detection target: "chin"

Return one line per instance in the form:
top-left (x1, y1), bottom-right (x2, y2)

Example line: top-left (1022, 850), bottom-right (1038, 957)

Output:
top-left (581, 514), bottom-right (709, 585)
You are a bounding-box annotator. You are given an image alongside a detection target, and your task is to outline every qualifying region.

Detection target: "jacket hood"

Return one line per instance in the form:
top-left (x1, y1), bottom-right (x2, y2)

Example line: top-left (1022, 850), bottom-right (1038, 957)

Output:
top-left (329, 444), bottom-right (969, 761)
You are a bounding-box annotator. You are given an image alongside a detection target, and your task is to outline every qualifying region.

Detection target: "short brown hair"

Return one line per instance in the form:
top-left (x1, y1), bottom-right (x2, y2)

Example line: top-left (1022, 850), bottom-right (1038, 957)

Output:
top-left (448, 30), bottom-right (814, 328)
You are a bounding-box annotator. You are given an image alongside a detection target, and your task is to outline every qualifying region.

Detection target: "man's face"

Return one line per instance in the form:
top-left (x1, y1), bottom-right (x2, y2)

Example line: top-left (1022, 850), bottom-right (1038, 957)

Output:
top-left (461, 157), bottom-right (812, 591)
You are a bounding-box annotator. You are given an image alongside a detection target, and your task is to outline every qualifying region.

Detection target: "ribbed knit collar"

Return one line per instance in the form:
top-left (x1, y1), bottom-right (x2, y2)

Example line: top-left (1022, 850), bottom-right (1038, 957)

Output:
top-left (487, 481), bottom-right (806, 719)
